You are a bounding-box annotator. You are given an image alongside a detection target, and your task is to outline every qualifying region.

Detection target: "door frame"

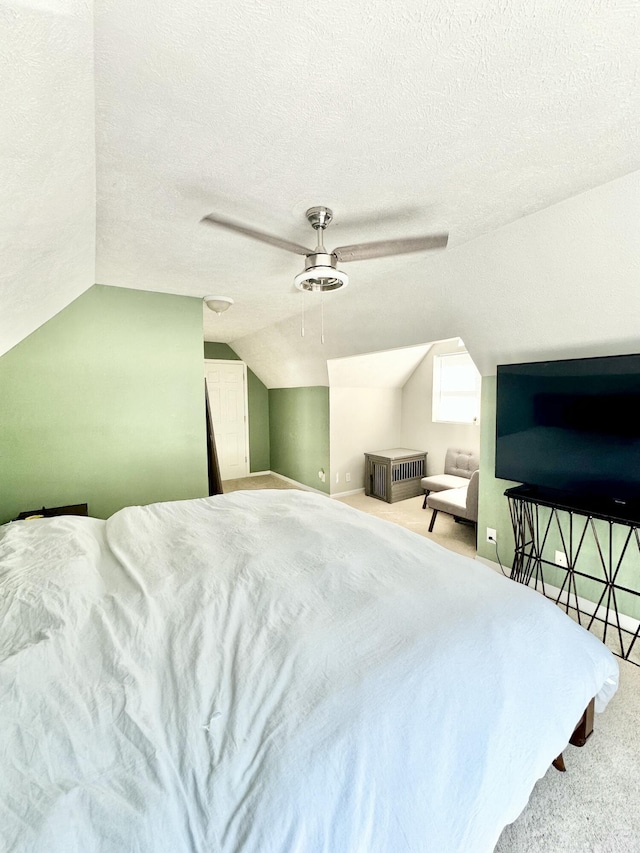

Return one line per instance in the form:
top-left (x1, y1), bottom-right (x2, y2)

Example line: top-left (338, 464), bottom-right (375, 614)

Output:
top-left (204, 359), bottom-right (250, 479)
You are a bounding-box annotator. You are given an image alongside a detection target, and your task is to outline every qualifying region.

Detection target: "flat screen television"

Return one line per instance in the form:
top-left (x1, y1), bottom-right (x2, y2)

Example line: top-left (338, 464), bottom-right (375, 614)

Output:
top-left (496, 353), bottom-right (640, 512)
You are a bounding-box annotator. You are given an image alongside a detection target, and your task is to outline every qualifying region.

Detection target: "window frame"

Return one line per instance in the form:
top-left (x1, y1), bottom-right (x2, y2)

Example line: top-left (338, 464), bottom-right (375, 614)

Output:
top-left (432, 351), bottom-right (481, 425)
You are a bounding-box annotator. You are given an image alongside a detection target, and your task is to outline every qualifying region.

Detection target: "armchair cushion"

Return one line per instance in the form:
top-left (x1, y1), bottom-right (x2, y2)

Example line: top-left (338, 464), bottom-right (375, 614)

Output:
top-left (442, 447), bottom-right (480, 481)
top-left (427, 470), bottom-right (479, 528)
top-left (427, 485), bottom-right (471, 519)
top-left (420, 473), bottom-right (470, 493)
top-left (420, 448), bottom-right (480, 507)
top-left (421, 448), bottom-right (479, 493)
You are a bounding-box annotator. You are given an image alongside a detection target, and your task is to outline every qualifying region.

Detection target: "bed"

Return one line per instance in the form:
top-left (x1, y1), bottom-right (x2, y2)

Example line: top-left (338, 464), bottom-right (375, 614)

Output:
top-left (0, 489), bottom-right (619, 852)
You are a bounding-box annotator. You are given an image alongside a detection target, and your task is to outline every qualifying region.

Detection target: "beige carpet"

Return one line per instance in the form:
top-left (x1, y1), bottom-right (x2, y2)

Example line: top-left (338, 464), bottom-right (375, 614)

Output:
top-left (495, 657), bottom-right (640, 853)
top-left (222, 474), bottom-right (640, 851)
top-left (222, 474), bottom-right (299, 492)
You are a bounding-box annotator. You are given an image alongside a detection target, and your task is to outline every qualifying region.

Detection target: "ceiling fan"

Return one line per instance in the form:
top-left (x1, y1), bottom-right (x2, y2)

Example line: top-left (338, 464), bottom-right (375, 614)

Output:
top-left (201, 206), bottom-right (448, 293)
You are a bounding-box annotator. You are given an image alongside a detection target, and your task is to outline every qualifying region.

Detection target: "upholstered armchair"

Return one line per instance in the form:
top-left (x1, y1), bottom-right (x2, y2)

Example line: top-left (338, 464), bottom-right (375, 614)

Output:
top-left (420, 448), bottom-right (479, 509)
top-left (426, 469), bottom-right (479, 533)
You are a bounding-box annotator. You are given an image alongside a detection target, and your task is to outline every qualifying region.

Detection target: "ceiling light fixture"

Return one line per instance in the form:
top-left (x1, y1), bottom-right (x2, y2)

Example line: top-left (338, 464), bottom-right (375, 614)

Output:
top-left (294, 255), bottom-right (349, 292)
top-left (204, 296), bottom-right (234, 315)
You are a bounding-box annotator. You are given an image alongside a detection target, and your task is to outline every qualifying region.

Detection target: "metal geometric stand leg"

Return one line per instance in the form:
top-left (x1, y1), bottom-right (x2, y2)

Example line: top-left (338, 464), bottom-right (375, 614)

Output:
top-left (507, 488), bottom-right (640, 666)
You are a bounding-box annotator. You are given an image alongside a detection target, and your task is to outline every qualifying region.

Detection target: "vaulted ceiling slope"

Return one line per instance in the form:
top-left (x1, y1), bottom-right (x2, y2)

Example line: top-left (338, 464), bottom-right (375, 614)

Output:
top-left (1, 1), bottom-right (95, 358)
top-left (3, 1), bottom-right (640, 386)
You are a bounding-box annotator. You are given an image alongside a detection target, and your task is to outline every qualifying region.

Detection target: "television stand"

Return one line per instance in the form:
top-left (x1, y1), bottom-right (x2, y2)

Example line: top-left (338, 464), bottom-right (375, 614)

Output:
top-left (505, 485), bottom-right (640, 665)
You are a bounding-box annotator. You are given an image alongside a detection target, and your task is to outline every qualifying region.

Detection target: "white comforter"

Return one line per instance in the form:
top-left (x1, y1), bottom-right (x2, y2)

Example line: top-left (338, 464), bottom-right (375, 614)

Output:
top-left (0, 490), bottom-right (619, 852)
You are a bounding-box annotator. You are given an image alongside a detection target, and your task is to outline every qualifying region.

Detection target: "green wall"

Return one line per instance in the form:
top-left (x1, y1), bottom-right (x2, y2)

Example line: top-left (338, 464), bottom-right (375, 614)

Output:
top-left (204, 343), bottom-right (240, 361)
top-left (269, 387), bottom-right (330, 494)
top-left (247, 370), bottom-right (270, 472)
top-left (202, 345), bottom-right (328, 489)
top-left (204, 342), bottom-right (270, 472)
top-left (0, 285), bottom-right (209, 524)
top-left (477, 375), bottom-right (640, 620)
top-left (477, 376), bottom-right (518, 564)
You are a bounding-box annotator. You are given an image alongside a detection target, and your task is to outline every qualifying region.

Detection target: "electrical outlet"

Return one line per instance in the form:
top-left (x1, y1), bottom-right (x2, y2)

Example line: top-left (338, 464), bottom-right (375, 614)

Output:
top-left (345, 472), bottom-right (351, 482)
top-left (486, 527), bottom-right (497, 544)
top-left (336, 472), bottom-right (339, 484)
top-left (554, 550), bottom-right (568, 568)
top-left (318, 469), bottom-right (325, 483)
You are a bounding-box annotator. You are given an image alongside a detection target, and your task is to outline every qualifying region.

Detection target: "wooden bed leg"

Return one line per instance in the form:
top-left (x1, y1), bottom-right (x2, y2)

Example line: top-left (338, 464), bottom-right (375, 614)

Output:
top-left (551, 698), bottom-right (595, 772)
top-left (552, 753), bottom-right (566, 772)
top-left (569, 698), bottom-right (595, 747)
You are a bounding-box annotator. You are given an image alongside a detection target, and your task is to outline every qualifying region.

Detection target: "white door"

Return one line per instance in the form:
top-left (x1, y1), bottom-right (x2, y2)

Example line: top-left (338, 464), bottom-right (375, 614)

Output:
top-left (204, 360), bottom-right (249, 480)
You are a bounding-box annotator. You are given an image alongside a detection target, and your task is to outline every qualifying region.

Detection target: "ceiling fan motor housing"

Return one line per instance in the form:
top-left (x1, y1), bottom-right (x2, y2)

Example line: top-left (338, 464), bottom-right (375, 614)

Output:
top-left (306, 252), bottom-right (336, 269)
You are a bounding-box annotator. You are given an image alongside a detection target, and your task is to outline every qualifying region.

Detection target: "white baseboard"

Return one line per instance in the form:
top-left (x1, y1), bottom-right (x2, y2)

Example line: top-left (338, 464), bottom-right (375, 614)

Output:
top-left (475, 556), bottom-right (640, 634)
top-left (331, 488), bottom-right (365, 499)
top-left (270, 472), bottom-right (329, 496)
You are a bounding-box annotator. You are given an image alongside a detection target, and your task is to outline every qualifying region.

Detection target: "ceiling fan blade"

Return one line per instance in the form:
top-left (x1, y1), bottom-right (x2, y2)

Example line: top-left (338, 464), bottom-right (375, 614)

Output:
top-left (201, 213), bottom-right (313, 256)
top-left (333, 233), bottom-right (448, 263)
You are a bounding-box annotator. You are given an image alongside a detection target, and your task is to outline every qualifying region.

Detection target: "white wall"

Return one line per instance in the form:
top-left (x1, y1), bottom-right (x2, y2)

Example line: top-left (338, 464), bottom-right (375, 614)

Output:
top-left (329, 340), bottom-right (480, 493)
top-left (0, 0), bottom-right (96, 357)
top-left (330, 386), bottom-right (402, 495)
top-left (401, 340), bottom-right (480, 476)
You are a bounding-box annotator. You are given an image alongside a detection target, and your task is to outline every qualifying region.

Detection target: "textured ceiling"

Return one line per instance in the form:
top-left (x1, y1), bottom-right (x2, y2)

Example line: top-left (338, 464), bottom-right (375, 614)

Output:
top-left (3, 1), bottom-right (640, 383)
top-left (0, 0), bottom-right (95, 357)
top-left (92, 0), bottom-right (640, 382)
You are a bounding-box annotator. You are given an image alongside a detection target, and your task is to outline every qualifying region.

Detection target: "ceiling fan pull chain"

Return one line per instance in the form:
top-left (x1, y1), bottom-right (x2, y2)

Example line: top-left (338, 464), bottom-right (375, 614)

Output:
top-left (301, 291), bottom-right (305, 338)
top-left (321, 292), bottom-right (325, 345)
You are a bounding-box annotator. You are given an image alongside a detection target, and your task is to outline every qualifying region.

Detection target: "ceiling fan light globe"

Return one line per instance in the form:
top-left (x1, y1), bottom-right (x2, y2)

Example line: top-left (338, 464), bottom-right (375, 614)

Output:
top-left (294, 267), bottom-right (349, 293)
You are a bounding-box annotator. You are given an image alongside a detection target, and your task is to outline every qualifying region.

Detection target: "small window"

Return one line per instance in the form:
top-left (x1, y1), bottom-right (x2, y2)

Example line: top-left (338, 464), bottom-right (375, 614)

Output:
top-left (432, 351), bottom-right (481, 424)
